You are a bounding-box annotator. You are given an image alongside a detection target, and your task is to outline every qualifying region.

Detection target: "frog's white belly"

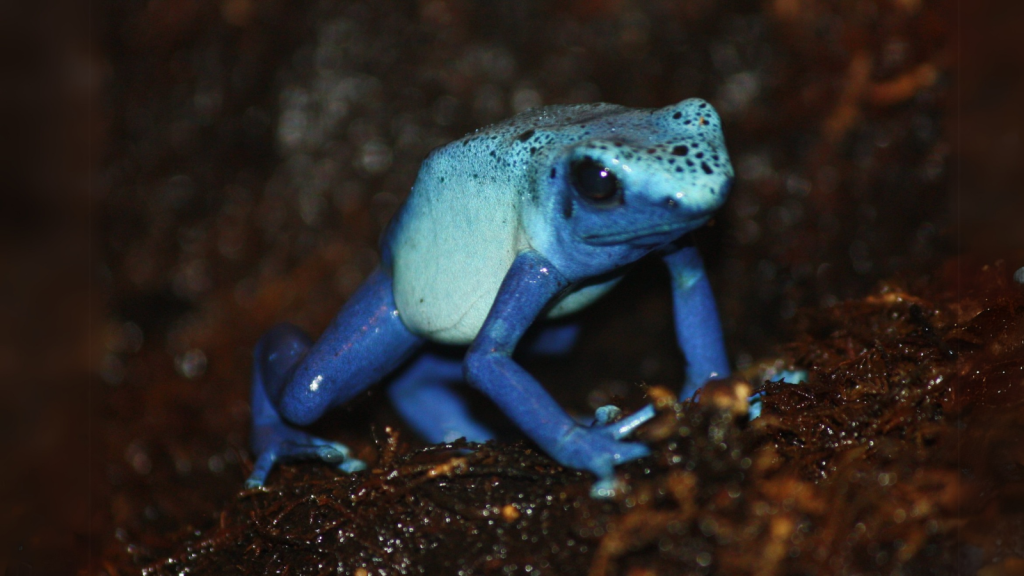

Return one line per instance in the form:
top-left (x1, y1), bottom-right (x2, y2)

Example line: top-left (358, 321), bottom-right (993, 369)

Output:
top-left (390, 165), bottom-right (518, 344)
top-left (392, 226), bottom-right (517, 345)
top-left (394, 240), bottom-right (619, 345)
top-left (390, 176), bottom-right (618, 345)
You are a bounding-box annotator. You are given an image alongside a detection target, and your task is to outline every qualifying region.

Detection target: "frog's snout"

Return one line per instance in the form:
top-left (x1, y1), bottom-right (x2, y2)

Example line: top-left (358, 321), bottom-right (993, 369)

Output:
top-left (718, 175), bottom-right (735, 199)
top-left (646, 171), bottom-right (732, 217)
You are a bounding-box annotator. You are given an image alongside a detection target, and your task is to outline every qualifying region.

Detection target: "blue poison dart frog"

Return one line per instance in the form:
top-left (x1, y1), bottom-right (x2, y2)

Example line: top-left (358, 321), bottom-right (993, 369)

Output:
top-left (248, 98), bottom-right (734, 495)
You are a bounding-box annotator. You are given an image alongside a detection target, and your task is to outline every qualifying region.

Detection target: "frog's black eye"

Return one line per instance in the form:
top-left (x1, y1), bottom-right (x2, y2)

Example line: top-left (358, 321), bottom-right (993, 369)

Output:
top-left (570, 157), bottom-right (622, 206)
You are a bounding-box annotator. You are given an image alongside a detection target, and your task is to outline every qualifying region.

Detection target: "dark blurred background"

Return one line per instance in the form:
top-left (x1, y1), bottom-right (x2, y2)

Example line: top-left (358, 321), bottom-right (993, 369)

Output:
top-left (1, 0), bottom-right (1020, 573)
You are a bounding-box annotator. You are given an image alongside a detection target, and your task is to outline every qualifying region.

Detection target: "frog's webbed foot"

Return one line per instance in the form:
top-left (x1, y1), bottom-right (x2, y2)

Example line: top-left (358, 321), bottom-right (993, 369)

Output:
top-left (246, 422), bottom-right (366, 488)
top-left (747, 368), bottom-right (807, 420)
top-left (590, 476), bottom-right (627, 498)
top-left (552, 420), bottom-right (651, 487)
top-left (560, 405), bottom-right (657, 498)
top-left (246, 323), bottom-right (375, 488)
top-left (593, 404), bottom-right (657, 439)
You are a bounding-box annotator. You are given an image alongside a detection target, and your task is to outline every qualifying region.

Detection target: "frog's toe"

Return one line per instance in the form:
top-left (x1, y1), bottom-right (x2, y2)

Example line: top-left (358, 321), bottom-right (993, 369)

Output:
top-left (587, 440), bottom-right (651, 480)
top-left (606, 404), bottom-right (656, 439)
top-left (579, 436), bottom-right (649, 498)
top-left (308, 437), bottom-right (367, 472)
top-left (612, 440), bottom-right (652, 465)
top-left (306, 437), bottom-right (355, 462)
top-left (571, 404), bottom-right (623, 427)
top-left (772, 369), bottom-right (807, 384)
top-left (338, 458), bottom-right (367, 474)
top-left (555, 425), bottom-right (651, 479)
top-left (246, 451), bottom-right (277, 488)
top-left (593, 405), bottom-right (622, 425)
top-left (247, 432), bottom-right (364, 487)
top-left (748, 368), bottom-right (808, 420)
top-left (590, 477), bottom-right (626, 499)
top-left (748, 392), bottom-right (766, 420)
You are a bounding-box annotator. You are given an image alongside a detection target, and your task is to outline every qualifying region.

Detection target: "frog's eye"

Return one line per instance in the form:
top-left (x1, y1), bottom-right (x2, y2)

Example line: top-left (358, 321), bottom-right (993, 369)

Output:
top-left (570, 157), bottom-right (622, 206)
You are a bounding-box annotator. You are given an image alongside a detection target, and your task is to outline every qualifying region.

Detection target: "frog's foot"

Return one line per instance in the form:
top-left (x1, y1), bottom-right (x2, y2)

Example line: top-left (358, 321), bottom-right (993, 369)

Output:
top-left (576, 404), bottom-right (658, 440)
top-left (552, 423), bottom-right (649, 499)
top-left (769, 369), bottom-right (807, 385)
top-left (748, 368), bottom-right (807, 420)
top-left (247, 323), bottom-right (368, 488)
top-left (592, 411), bottom-right (651, 502)
top-left (247, 422), bottom-right (366, 488)
top-left (590, 476), bottom-right (627, 499)
top-left (603, 404), bottom-right (657, 439)
top-left (553, 421), bottom-right (651, 487)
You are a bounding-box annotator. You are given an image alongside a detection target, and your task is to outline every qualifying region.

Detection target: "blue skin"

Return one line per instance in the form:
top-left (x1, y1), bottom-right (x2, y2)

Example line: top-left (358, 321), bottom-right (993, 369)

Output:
top-left (248, 98), bottom-right (734, 489)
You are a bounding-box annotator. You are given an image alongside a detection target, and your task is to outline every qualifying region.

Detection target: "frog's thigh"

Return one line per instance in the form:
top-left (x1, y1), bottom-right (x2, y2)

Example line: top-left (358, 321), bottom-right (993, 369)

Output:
top-left (273, 269), bottom-right (423, 425)
top-left (388, 350), bottom-right (496, 444)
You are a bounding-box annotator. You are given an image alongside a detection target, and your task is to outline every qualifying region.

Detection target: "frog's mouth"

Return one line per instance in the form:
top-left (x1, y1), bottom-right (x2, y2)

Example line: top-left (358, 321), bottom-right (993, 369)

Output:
top-left (581, 219), bottom-right (706, 246)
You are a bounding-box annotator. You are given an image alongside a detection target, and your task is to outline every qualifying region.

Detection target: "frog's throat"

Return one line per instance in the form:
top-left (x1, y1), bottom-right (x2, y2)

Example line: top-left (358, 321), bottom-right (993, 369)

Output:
top-left (581, 220), bottom-right (703, 246)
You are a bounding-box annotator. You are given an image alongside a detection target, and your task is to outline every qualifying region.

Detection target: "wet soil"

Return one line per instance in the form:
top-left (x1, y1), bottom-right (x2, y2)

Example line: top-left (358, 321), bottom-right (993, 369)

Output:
top-left (3, 0), bottom-right (1022, 574)
top-left (105, 259), bottom-right (1024, 575)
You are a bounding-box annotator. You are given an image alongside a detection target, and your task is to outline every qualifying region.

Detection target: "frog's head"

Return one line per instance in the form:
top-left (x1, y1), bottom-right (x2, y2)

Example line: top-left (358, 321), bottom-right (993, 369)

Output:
top-left (562, 99), bottom-right (731, 248)
top-left (534, 99), bottom-right (732, 275)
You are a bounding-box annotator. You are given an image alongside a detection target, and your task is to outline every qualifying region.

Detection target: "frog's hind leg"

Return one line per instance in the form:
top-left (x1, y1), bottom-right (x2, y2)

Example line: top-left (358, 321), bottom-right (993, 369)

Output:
top-left (248, 325), bottom-right (369, 487)
top-left (388, 350), bottom-right (496, 444)
top-left (387, 321), bottom-right (580, 445)
top-left (247, 268), bottom-right (422, 487)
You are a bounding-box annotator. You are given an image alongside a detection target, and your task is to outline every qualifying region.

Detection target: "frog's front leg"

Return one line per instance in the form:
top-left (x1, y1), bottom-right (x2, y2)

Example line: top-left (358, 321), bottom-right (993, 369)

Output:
top-left (387, 322), bottom-right (580, 444)
top-left (463, 250), bottom-right (650, 479)
top-left (601, 241), bottom-right (731, 439)
top-left (247, 268), bottom-right (422, 487)
top-left (662, 239), bottom-right (730, 400)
